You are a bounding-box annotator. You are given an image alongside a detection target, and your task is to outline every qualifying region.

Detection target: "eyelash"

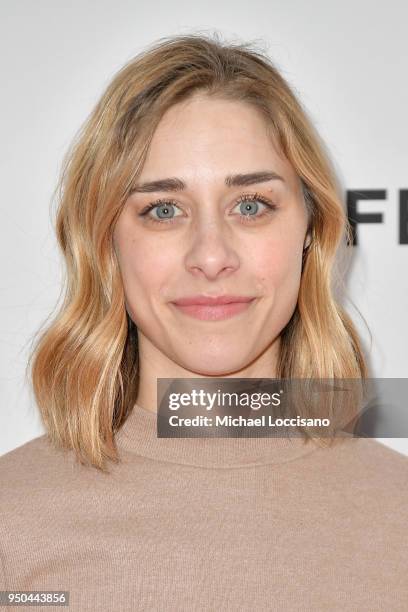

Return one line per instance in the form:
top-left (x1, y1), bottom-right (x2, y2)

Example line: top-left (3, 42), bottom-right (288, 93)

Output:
top-left (138, 192), bottom-right (278, 226)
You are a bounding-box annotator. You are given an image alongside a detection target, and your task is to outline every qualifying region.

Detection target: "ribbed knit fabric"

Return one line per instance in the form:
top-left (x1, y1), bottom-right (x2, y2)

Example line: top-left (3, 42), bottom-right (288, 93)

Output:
top-left (1, 403), bottom-right (407, 611)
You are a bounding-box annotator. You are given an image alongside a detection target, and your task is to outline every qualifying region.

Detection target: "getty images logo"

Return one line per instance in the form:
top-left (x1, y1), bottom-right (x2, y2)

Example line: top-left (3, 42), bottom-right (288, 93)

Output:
top-left (347, 189), bottom-right (408, 245)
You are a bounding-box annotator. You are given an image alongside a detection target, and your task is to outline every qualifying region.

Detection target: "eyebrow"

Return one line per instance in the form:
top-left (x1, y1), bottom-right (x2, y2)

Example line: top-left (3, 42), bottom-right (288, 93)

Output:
top-left (130, 171), bottom-right (285, 193)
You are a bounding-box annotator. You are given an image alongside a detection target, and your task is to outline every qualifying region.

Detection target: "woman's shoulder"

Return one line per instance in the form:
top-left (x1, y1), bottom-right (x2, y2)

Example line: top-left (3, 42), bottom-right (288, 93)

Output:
top-left (312, 436), bottom-right (408, 502)
top-left (0, 434), bottom-right (78, 498)
top-left (334, 436), bottom-right (408, 471)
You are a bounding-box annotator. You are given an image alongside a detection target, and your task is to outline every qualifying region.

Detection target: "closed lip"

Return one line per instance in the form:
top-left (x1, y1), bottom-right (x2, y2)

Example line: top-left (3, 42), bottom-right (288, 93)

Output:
top-left (171, 295), bottom-right (256, 306)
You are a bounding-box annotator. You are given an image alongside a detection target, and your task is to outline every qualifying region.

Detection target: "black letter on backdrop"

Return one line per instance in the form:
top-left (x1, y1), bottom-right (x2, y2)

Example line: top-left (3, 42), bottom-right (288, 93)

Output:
top-left (347, 190), bottom-right (386, 246)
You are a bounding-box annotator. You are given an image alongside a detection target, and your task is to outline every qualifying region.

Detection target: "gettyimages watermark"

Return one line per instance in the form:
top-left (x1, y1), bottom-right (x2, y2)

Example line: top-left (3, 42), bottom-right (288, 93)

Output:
top-left (156, 378), bottom-right (408, 438)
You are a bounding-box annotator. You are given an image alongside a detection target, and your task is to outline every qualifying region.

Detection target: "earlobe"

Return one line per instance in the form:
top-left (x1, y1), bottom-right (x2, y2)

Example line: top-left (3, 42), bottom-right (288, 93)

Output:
top-left (303, 231), bottom-right (312, 251)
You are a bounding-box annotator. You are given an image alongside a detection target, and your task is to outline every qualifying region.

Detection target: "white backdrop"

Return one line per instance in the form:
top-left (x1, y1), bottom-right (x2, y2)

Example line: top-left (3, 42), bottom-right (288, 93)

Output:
top-left (1, 0), bottom-right (407, 456)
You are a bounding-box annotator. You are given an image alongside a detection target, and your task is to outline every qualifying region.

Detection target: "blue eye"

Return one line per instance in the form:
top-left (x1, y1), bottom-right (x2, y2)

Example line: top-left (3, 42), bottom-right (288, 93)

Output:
top-left (138, 199), bottom-right (182, 224)
top-left (151, 202), bottom-right (179, 220)
top-left (236, 198), bottom-right (263, 217)
top-left (233, 194), bottom-right (278, 224)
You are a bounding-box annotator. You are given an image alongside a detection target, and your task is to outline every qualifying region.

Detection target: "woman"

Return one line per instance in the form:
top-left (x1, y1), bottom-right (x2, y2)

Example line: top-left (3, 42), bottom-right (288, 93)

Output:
top-left (1, 34), bottom-right (407, 611)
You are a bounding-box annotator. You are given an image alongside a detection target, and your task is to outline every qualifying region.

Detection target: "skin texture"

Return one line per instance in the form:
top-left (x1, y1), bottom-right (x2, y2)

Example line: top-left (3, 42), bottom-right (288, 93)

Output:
top-left (113, 94), bottom-right (311, 413)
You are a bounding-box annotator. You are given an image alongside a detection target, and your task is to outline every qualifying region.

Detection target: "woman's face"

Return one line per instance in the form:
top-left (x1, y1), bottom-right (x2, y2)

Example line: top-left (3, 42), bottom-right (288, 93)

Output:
top-left (113, 93), bottom-right (310, 377)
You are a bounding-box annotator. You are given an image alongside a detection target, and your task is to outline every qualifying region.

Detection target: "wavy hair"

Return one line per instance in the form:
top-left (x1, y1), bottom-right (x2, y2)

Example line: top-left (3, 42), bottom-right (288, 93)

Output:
top-left (27, 32), bottom-right (369, 472)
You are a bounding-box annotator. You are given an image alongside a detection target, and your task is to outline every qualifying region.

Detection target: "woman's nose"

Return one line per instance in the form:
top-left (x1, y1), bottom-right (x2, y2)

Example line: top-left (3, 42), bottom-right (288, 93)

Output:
top-left (183, 218), bottom-right (240, 280)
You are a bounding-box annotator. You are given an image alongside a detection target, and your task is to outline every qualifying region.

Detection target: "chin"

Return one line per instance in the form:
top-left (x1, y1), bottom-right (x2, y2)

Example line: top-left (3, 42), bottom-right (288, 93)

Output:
top-left (177, 354), bottom-right (249, 378)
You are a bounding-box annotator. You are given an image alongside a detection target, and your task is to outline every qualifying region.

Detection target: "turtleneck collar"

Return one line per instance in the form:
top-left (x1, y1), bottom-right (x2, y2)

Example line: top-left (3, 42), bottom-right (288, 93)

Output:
top-left (115, 403), bottom-right (321, 469)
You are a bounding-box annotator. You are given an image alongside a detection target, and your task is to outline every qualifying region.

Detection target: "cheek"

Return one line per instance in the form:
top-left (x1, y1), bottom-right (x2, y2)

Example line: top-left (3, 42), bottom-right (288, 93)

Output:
top-left (116, 237), bottom-right (175, 306)
top-left (251, 235), bottom-right (303, 297)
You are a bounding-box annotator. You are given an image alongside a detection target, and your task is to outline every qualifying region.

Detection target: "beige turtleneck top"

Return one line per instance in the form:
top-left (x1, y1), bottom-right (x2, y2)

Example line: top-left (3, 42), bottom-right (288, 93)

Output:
top-left (0, 403), bottom-right (407, 611)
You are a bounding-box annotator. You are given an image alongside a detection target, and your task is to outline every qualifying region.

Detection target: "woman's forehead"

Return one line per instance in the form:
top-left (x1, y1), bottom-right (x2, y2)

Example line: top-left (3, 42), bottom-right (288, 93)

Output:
top-left (137, 95), bottom-right (296, 189)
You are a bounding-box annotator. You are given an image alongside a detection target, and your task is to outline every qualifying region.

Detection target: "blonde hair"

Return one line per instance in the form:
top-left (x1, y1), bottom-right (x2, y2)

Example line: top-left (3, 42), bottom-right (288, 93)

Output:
top-left (27, 33), bottom-right (369, 472)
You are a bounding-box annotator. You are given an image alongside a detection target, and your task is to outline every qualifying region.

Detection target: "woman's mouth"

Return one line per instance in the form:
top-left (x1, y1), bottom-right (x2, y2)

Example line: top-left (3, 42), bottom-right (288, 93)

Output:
top-left (170, 295), bottom-right (257, 321)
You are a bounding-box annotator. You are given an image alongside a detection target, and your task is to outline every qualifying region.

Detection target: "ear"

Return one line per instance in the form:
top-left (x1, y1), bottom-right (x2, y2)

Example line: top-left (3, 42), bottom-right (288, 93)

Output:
top-left (303, 230), bottom-right (313, 251)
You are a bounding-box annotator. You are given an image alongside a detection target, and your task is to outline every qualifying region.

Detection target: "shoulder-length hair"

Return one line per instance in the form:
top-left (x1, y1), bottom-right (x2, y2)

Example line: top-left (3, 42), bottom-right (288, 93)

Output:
top-left (27, 33), bottom-right (369, 472)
